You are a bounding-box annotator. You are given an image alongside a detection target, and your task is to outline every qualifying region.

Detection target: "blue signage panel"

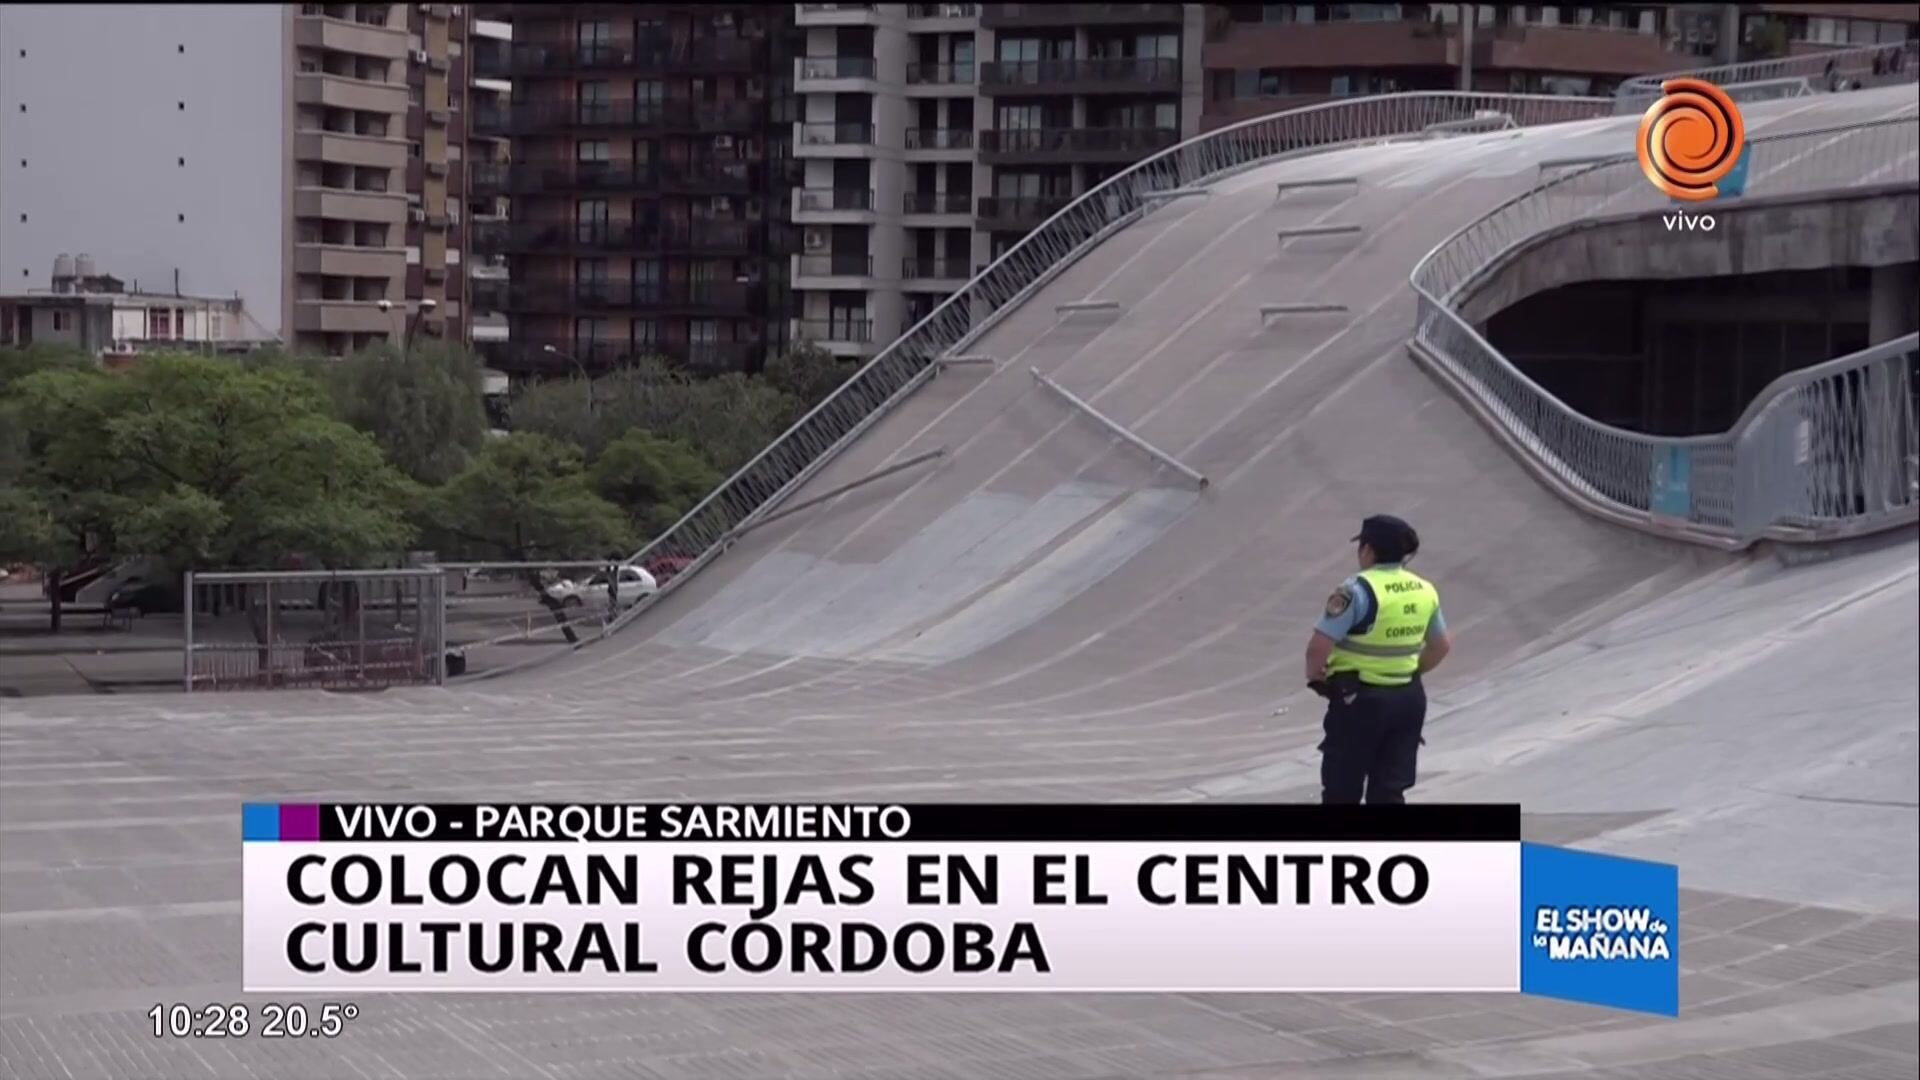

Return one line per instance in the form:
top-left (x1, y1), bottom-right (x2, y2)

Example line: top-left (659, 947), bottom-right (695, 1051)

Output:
top-left (1520, 843), bottom-right (1680, 1016)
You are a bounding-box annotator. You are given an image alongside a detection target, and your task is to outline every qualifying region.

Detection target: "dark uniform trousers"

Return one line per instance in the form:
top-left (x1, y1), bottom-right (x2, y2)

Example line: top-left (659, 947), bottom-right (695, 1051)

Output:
top-left (1318, 677), bottom-right (1427, 804)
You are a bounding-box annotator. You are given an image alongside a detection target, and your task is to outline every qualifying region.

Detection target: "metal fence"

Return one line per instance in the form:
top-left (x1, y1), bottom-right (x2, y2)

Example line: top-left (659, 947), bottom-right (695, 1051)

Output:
top-left (601, 92), bottom-right (1614, 637)
top-left (184, 569), bottom-right (447, 692)
top-left (1410, 117), bottom-right (1920, 547)
top-left (1614, 40), bottom-right (1920, 113)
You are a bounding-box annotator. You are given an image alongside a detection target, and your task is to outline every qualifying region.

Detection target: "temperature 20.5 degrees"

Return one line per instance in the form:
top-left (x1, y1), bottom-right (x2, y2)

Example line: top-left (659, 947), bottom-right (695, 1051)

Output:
top-left (150, 1002), bottom-right (361, 1039)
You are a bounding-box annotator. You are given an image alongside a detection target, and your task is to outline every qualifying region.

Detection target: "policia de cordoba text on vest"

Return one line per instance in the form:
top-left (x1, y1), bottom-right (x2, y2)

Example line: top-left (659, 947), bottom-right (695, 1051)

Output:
top-left (1305, 515), bottom-right (1453, 805)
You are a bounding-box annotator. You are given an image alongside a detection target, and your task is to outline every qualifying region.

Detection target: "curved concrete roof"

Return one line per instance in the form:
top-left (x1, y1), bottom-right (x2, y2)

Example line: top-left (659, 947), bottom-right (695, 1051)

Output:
top-left (2, 89), bottom-right (1915, 1079)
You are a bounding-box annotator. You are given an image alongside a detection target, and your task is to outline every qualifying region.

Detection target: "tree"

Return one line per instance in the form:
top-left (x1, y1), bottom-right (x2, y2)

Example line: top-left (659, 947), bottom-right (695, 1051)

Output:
top-left (588, 429), bottom-right (722, 538)
top-left (508, 356), bottom-right (803, 474)
top-left (763, 342), bottom-right (854, 412)
top-left (12, 353), bottom-right (417, 572)
top-left (427, 433), bottom-right (633, 643)
top-left (326, 342), bottom-right (490, 485)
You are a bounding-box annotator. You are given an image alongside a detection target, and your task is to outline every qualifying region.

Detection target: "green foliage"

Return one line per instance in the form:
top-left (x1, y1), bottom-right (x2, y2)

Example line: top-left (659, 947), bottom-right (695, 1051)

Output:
top-left (0, 484), bottom-right (61, 566)
top-left (428, 433), bottom-right (633, 561)
top-left (588, 429), bottom-right (722, 537)
top-left (0, 343), bottom-right (94, 397)
top-left (509, 355), bottom-right (804, 474)
top-left (325, 342), bottom-right (490, 485)
top-left (9, 352), bottom-right (416, 571)
top-left (763, 343), bottom-right (854, 412)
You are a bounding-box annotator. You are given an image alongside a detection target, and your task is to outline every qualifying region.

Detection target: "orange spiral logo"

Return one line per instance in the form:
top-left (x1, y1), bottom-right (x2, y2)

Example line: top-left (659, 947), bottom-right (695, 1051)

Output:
top-left (1636, 78), bottom-right (1746, 202)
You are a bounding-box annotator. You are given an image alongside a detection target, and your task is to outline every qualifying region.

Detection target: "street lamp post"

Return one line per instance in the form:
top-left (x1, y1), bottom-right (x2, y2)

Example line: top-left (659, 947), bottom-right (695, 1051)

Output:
top-left (543, 344), bottom-right (594, 414)
top-left (377, 297), bottom-right (439, 349)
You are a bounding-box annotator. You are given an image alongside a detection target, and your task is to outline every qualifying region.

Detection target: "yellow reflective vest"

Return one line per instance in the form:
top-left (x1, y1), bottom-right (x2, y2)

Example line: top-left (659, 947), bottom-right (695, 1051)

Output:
top-left (1326, 566), bottom-right (1439, 687)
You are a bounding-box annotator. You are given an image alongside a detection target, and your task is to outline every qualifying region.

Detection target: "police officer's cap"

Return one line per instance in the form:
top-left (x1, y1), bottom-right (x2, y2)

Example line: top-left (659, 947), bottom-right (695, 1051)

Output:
top-left (1353, 514), bottom-right (1419, 560)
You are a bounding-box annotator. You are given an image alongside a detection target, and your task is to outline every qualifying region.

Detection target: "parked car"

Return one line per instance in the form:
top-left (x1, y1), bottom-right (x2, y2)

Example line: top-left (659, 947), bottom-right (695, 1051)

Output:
top-left (543, 564), bottom-right (658, 610)
top-left (642, 554), bottom-right (696, 584)
top-left (108, 576), bottom-right (183, 616)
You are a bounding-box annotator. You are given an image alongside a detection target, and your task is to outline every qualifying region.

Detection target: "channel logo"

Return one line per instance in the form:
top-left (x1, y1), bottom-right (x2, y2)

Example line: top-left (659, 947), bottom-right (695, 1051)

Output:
top-left (1636, 78), bottom-right (1747, 202)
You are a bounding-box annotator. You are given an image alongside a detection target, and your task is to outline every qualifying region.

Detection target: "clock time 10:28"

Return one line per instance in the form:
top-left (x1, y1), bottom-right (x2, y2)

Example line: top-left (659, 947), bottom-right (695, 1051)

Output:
top-left (149, 1002), bottom-right (361, 1039)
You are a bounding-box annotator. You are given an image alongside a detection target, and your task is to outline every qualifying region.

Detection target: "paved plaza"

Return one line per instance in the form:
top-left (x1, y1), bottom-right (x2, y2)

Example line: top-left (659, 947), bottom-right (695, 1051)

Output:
top-left (3, 89), bottom-right (1916, 1079)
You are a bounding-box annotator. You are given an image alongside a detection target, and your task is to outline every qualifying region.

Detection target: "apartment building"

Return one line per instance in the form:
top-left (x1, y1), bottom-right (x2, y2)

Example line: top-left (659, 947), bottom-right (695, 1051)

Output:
top-left (791, 3), bottom-right (1206, 356)
top-left (1201, 4), bottom-right (1920, 129)
top-left (470, 4), bottom-right (800, 377)
top-left (0, 4), bottom-right (469, 357)
top-left (468, 15), bottom-right (512, 352)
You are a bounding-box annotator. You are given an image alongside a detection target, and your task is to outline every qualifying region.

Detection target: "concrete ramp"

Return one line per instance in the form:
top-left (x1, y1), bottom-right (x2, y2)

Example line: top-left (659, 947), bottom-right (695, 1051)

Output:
top-left (2, 87), bottom-right (1915, 1079)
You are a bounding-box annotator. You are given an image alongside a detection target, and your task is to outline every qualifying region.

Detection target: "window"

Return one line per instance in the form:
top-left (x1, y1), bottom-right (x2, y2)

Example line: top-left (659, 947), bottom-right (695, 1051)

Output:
top-left (209, 310), bottom-right (223, 340)
top-left (997, 103), bottom-right (1043, 130)
top-left (575, 257), bottom-right (608, 285)
top-left (52, 309), bottom-right (73, 332)
top-left (576, 198), bottom-right (608, 243)
top-left (1134, 33), bottom-right (1178, 59)
top-left (633, 258), bottom-right (661, 302)
top-left (634, 79), bottom-right (664, 104)
top-left (447, 196), bottom-right (462, 224)
top-left (577, 139), bottom-right (610, 162)
top-left (578, 80), bottom-right (610, 123)
top-left (149, 307), bottom-right (169, 338)
top-left (409, 85), bottom-right (423, 105)
top-left (997, 37), bottom-right (1041, 62)
top-left (577, 20), bottom-right (611, 49)
top-left (828, 299), bottom-right (866, 341)
top-left (632, 318), bottom-right (657, 348)
top-left (409, 140), bottom-right (423, 159)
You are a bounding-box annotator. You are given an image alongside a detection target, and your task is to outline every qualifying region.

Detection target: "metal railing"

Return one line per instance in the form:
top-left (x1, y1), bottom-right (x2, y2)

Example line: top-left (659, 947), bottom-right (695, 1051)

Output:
top-left (1614, 40), bottom-right (1919, 113)
top-left (594, 92), bottom-right (1614, 642)
top-left (1411, 117), bottom-right (1920, 546)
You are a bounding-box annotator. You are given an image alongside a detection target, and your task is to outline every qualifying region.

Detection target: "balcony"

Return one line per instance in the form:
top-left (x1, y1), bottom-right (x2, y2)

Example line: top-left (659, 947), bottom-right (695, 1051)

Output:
top-left (292, 12), bottom-right (408, 60)
top-left (660, 220), bottom-right (757, 253)
top-left (797, 3), bottom-right (890, 26)
top-left (905, 61), bottom-right (976, 87)
top-left (979, 127), bottom-right (1179, 164)
top-left (293, 129), bottom-right (407, 170)
top-left (976, 195), bottom-right (1072, 230)
top-left (797, 56), bottom-right (878, 83)
top-left (293, 187), bottom-right (408, 225)
top-left (981, 3), bottom-right (1183, 28)
top-left (291, 300), bottom-right (395, 335)
top-left (907, 4), bottom-right (979, 22)
top-left (293, 73), bottom-right (409, 115)
top-left (795, 187), bottom-right (876, 213)
top-left (902, 191), bottom-right (973, 216)
top-left (656, 159), bottom-right (758, 194)
top-left (472, 99), bottom-right (762, 136)
top-left (293, 243), bottom-right (405, 278)
top-left (795, 318), bottom-right (875, 347)
top-left (667, 38), bottom-right (757, 71)
top-left (795, 253), bottom-right (876, 279)
top-left (472, 222), bottom-right (656, 253)
top-left (472, 161), bottom-right (661, 193)
top-left (902, 257), bottom-right (971, 282)
top-left (904, 127), bottom-right (974, 152)
top-left (797, 121), bottom-right (876, 152)
top-left (980, 56), bottom-right (1180, 94)
top-left (473, 41), bottom-right (670, 76)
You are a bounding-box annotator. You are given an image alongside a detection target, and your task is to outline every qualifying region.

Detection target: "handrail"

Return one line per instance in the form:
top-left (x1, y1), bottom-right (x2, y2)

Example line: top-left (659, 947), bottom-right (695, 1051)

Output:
top-left (1411, 113), bottom-right (1920, 547)
top-left (592, 91), bottom-right (1615, 639)
top-left (1614, 40), bottom-right (1919, 113)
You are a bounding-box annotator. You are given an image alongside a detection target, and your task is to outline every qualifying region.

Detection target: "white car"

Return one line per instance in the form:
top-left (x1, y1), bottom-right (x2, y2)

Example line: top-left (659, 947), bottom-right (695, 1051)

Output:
top-left (545, 565), bottom-right (657, 611)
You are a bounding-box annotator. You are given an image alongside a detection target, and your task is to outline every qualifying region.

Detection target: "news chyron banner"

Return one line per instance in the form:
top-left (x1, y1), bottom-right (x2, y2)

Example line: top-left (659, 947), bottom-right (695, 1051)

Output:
top-left (242, 803), bottom-right (1678, 1014)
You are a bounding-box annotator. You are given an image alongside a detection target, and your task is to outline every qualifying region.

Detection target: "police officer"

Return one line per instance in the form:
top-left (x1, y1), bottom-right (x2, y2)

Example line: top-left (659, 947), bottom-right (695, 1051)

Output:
top-left (1304, 515), bottom-right (1452, 805)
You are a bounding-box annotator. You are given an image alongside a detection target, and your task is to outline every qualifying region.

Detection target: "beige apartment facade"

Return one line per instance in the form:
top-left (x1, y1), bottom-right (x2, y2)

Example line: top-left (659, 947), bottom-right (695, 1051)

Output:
top-left (0, 3), bottom-right (469, 357)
